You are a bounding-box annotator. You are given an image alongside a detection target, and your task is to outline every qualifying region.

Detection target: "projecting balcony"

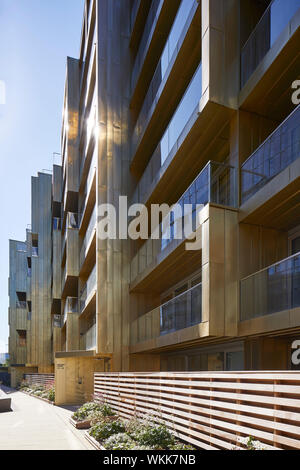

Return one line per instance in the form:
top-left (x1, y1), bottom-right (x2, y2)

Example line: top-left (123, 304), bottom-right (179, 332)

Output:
top-left (63, 297), bottom-right (78, 326)
top-left (131, 0), bottom-right (181, 111)
top-left (241, 0), bottom-right (300, 88)
top-left (240, 106), bottom-right (300, 229)
top-left (131, 282), bottom-right (204, 352)
top-left (80, 323), bottom-right (97, 351)
top-left (62, 213), bottom-right (79, 259)
top-left (239, 252), bottom-right (300, 336)
top-left (80, 205), bottom-right (96, 276)
top-left (79, 160), bottom-right (96, 235)
top-left (80, 264), bottom-right (96, 316)
top-left (130, 161), bottom-right (237, 293)
top-left (61, 215), bottom-right (79, 298)
top-left (131, 0), bottom-right (200, 173)
top-left (240, 0), bottom-right (300, 118)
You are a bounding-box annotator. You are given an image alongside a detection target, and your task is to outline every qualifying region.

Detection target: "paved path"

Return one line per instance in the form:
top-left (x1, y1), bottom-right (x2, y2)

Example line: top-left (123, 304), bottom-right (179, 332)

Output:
top-left (0, 387), bottom-right (94, 450)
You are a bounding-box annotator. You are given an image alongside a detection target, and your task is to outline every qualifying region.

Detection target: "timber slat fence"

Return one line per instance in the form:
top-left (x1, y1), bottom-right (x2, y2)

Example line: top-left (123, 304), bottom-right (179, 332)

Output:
top-left (94, 372), bottom-right (300, 450)
top-left (24, 374), bottom-right (55, 388)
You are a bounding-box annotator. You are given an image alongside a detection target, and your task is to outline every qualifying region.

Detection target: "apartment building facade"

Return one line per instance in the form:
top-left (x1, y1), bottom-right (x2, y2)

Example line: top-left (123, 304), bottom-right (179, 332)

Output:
top-left (8, 0), bottom-right (300, 393)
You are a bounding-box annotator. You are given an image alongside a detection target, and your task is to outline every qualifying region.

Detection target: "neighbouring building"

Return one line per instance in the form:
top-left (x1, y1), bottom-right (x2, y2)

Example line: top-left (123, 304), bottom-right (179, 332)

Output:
top-left (8, 0), bottom-right (300, 399)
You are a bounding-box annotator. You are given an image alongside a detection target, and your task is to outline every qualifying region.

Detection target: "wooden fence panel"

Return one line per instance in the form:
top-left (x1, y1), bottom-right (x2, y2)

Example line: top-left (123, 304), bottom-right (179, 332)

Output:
top-left (94, 371), bottom-right (300, 450)
top-left (24, 373), bottom-right (55, 388)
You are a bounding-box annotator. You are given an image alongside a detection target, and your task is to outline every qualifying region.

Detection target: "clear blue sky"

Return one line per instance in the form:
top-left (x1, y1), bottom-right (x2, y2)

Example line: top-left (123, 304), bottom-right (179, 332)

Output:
top-left (0, 0), bottom-right (84, 353)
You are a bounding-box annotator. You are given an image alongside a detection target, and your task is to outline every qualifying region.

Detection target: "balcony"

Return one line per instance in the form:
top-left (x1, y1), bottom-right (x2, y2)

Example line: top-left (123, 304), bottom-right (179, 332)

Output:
top-left (52, 314), bottom-right (62, 329)
top-left (241, 106), bottom-right (300, 203)
top-left (63, 297), bottom-right (78, 326)
top-left (131, 0), bottom-right (181, 110)
top-left (32, 246), bottom-right (38, 257)
top-left (132, 0), bottom-right (161, 90)
top-left (240, 106), bottom-right (300, 229)
top-left (131, 282), bottom-right (203, 351)
top-left (132, 61), bottom-right (202, 180)
top-left (61, 217), bottom-right (79, 297)
top-left (79, 159), bottom-right (96, 234)
top-left (131, 161), bottom-right (237, 292)
top-left (16, 301), bottom-right (27, 309)
top-left (62, 213), bottom-right (80, 259)
top-left (132, 0), bottom-right (199, 168)
top-left (80, 205), bottom-right (96, 275)
top-left (85, 323), bottom-right (97, 351)
top-left (241, 0), bottom-right (300, 88)
top-left (80, 264), bottom-right (96, 315)
top-left (240, 252), bottom-right (300, 324)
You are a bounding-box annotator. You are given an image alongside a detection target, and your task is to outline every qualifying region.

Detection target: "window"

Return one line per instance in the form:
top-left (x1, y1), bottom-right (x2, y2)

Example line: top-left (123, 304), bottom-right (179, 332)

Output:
top-left (17, 330), bottom-right (26, 347)
top-left (17, 242), bottom-right (26, 253)
top-left (16, 292), bottom-right (26, 309)
top-left (32, 234), bottom-right (38, 257)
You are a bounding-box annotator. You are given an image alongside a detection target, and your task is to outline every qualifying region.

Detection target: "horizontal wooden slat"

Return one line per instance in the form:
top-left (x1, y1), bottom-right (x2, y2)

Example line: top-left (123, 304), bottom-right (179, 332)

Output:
top-left (94, 372), bottom-right (300, 450)
top-left (24, 374), bottom-right (54, 388)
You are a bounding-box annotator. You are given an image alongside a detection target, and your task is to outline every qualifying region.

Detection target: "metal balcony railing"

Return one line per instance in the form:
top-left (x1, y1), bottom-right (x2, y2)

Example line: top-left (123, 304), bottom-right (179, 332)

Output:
top-left (85, 323), bottom-right (97, 350)
top-left (240, 252), bottom-right (300, 321)
top-left (132, 0), bottom-right (160, 90)
top-left (131, 160), bottom-right (237, 284)
top-left (132, 282), bottom-right (202, 344)
top-left (80, 206), bottom-right (96, 267)
top-left (241, 106), bottom-right (300, 204)
top-left (63, 297), bottom-right (78, 325)
top-left (241, 0), bottom-right (300, 88)
top-left (53, 218), bottom-right (61, 231)
top-left (161, 160), bottom-right (237, 251)
top-left (80, 265), bottom-right (97, 313)
top-left (133, 62), bottom-right (202, 204)
top-left (160, 282), bottom-right (202, 335)
top-left (32, 246), bottom-right (38, 257)
top-left (16, 300), bottom-right (27, 309)
top-left (67, 212), bottom-right (80, 229)
top-left (134, 0), bottom-right (195, 146)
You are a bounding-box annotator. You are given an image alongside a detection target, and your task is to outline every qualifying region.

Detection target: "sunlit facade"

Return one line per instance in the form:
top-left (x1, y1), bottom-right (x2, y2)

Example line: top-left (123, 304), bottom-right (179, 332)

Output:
top-left (8, 0), bottom-right (300, 390)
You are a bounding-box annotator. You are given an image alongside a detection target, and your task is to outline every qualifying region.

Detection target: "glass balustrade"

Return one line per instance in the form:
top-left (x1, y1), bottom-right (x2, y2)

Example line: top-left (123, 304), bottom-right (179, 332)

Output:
top-left (240, 252), bottom-right (300, 321)
top-left (85, 323), bottom-right (97, 350)
top-left (241, 0), bottom-right (300, 87)
top-left (241, 106), bottom-right (300, 204)
top-left (67, 212), bottom-right (80, 229)
top-left (131, 161), bottom-right (237, 283)
top-left (134, 0), bottom-right (195, 142)
top-left (134, 62), bottom-right (202, 204)
top-left (79, 153), bottom-right (97, 224)
top-left (160, 160), bottom-right (237, 251)
top-left (133, 282), bottom-right (202, 344)
top-left (32, 246), bottom-right (38, 257)
top-left (16, 301), bottom-right (27, 309)
top-left (80, 206), bottom-right (96, 267)
top-left (160, 282), bottom-right (202, 335)
top-left (132, 0), bottom-right (160, 89)
top-left (52, 217), bottom-right (61, 231)
top-left (63, 297), bottom-right (78, 324)
top-left (80, 265), bottom-right (97, 313)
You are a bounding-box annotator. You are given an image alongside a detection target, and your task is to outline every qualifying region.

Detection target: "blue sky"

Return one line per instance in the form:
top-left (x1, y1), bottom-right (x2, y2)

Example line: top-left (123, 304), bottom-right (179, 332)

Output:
top-left (0, 0), bottom-right (84, 352)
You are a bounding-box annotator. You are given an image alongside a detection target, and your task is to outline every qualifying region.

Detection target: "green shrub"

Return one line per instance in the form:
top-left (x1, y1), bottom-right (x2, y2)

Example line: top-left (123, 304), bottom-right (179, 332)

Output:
top-left (89, 420), bottom-right (126, 442)
top-left (47, 387), bottom-right (55, 402)
top-left (99, 403), bottom-right (115, 417)
top-left (131, 423), bottom-right (175, 449)
top-left (104, 433), bottom-right (135, 450)
top-left (72, 402), bottom-right (102, 422)
top-left (169, 442), bottom-right (195, 450)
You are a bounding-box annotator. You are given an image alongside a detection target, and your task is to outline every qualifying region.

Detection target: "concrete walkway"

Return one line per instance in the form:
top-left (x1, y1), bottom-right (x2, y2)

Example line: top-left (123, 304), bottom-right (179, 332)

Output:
top-left (0, 387), bottom-right (94, 450)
